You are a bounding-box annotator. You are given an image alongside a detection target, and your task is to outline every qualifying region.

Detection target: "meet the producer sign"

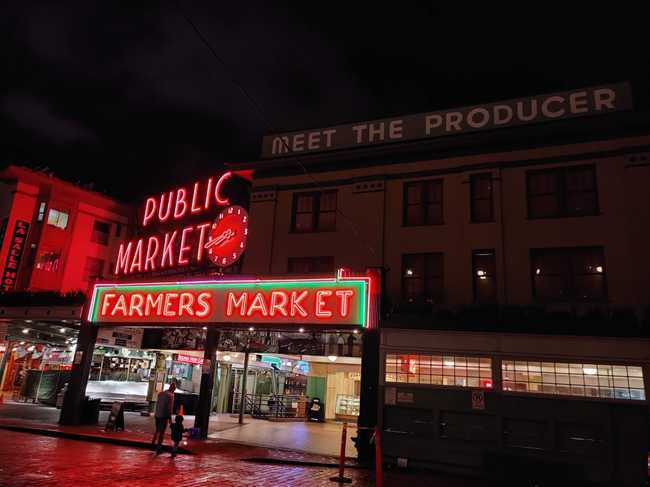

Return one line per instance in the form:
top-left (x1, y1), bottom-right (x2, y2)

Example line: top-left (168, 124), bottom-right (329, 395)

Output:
top-left (261, 82), bottom-right (632, 158)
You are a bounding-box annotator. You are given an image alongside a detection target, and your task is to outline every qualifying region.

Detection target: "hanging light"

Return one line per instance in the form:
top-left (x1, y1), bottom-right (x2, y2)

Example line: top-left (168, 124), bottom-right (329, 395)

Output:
top-left (353, 329), bottom-right (358, 334)
top-left (60, 328), bottom-right (66, 333)
top-left (22, 328), bottom-right (29, 334)
top-left (299, 328), bottom-right (305, 333)
top-left (202, 326), bottom-right (208, 331)
top-left (327, 355), bottom-right (337, 362)
top-left (248, 327), bottom-right (255, 332)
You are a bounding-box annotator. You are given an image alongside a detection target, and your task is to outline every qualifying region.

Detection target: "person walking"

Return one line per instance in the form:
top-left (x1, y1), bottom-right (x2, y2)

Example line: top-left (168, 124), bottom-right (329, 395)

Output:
top-left (169, 414), bottom-right (188, 458)
top-left (151, 381), bottom-right (176, 455)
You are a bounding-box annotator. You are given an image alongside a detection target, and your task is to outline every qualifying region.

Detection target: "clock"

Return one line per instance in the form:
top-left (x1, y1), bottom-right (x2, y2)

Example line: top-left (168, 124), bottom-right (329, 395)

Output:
top-left (204, 205), bottom-right (248, 267)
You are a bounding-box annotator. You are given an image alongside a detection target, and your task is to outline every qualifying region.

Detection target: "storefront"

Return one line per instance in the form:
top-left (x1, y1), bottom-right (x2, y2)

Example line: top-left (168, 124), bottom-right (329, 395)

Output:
top-left (60, 270), bottom-right (376, 450)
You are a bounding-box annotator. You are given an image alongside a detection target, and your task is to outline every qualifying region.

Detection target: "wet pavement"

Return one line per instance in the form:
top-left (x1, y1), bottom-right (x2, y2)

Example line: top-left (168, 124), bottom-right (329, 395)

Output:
top-left (0, 401), bottom-right (353, 457)
top-left (0, 430), bottom-right (478, 486)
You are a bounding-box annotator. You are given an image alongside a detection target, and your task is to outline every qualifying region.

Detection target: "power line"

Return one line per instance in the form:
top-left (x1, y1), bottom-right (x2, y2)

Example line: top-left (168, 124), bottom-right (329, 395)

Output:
top-left (173, 2), bottom-right (377, 257)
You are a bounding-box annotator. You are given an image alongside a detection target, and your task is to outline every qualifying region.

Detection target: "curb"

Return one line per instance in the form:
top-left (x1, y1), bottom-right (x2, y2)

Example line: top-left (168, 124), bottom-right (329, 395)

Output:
top-left (242, 457), bottom-right (367, 469)
top-left (0, 424), bottom-right (192, 455)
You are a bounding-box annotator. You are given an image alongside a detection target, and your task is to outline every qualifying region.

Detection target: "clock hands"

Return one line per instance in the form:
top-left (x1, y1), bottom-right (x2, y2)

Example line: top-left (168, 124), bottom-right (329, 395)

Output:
top-left (204, 228), bottom-right (236, 249)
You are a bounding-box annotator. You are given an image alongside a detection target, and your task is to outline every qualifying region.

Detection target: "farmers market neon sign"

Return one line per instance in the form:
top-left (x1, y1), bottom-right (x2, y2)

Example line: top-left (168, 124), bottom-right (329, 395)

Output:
top-left (87, 270), bottom-right (371, 328)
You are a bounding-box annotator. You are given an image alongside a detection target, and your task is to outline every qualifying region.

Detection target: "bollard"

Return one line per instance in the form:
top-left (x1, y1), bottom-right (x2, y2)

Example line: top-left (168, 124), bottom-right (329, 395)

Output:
top-left (374, 425), bottom-right (383, 487)
top-left (330, 422), bottom-right (352, 483)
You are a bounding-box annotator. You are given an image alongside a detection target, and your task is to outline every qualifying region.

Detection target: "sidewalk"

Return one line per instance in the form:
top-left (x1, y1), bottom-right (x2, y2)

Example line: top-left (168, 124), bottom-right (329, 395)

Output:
top-left (0, 400), bottom-right (356, 465)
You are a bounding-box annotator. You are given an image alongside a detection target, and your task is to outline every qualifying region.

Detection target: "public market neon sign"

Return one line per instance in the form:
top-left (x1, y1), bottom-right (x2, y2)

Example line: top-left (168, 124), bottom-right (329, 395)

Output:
top-left (113, 172), bottom-right (241, 275)
top-left (87, 271), bottom-right (371, 328)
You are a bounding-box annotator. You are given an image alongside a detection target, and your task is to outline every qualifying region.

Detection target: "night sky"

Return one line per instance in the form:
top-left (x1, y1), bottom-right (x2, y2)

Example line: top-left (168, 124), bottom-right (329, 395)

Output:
top-left (2, 4), bottom-right (648, 201)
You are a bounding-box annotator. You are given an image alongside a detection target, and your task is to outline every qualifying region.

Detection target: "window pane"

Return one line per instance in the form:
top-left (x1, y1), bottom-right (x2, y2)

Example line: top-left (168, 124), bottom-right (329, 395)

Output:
top-left (567, 192), bottom-right (597, 216)
top-left (296, 195), bottom-right (313, 212)
top-left (406, 184), bottom-right (420, 204)
top-left (566, 167), bottom-right (596, 192)
top-left (320, 192), bottom-right (337, 211)
top-left (426, 203), bottom-right (442, 224)
top-left (529, 195), bottom-right (560, 218)
top-left (406, 206), bottom-right (423, 225)
top-left (318, 211), bottom-right (336, 231)
top-left (295, 213), bottom-right (313, 232)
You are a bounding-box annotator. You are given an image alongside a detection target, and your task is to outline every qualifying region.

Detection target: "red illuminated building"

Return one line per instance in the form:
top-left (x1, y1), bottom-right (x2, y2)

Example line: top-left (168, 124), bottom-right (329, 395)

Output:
top-left (0, 165), bottom-right (132, 293)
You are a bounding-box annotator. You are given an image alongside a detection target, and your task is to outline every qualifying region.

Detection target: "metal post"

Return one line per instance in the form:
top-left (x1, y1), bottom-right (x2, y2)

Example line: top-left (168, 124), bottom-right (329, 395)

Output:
top-left (0, 340), bottom-right (14, 392)
top-left (238, 346), bottom-right (250, 425)
top-left (330, 422), bottom-right (352, 483)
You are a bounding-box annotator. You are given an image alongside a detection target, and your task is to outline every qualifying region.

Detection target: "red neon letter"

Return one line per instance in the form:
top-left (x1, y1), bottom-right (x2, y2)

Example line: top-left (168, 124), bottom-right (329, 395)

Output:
top-left (129, 293), bottom-right (144, 317)
top-left (290, 291), bottom-right (308, 317)
top-left (226, 292), bottom-right (248, 317)
top-left (214, 172), bottom-right (232, 206)
top-left (161, 231), bottom-right (178, 268)
top-left (335, 290), bottom-right (354, 317)
top-left (129, 239), bottom-right (144, 274)
top-left (111, 295), bottom-right (128, 316)
top-left (196, 222), bottom-right (211, 262)
top-left (114, 242), bottom-right (133, 275)
top-left (100, 293), bottom-right (116, 316)
top-left (178, 226), bottom-right (193, 265)
top-left (158, 191), bottom-right (173, 222)
top-left (179, 293), bottom-right (194, 316)
top-left (196, 292), bottom-right (212, 318)
top-left (143, 197), bottom-right (157, 226)
top-left (145, 294), bottom-right (163, 316)
top-left (204, 177), bottom-right (213, 209)
top-left (315, 290), bottom-right (333, 318)
top-left (163, 293), bottom-right (179, 317)
top-left (269, 291), bottom-right (289, 317)
top-left (190, 182), bottom-right (202, 214)
top-left (144, 236), bottom-right (160, 272)
top-left (174, 188), bottom-right (188, 219)
top-left (247, 292), bottom-right (268, 317)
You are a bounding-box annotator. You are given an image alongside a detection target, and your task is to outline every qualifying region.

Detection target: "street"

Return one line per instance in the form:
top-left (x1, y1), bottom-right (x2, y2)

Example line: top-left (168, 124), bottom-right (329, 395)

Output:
top-left (0, 430), bottom-right (478, 487)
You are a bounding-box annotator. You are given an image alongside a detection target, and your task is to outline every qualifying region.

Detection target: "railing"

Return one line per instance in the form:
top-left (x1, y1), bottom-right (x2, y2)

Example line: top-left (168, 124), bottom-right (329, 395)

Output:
top-left (232, 393), bottom-right (306, 419)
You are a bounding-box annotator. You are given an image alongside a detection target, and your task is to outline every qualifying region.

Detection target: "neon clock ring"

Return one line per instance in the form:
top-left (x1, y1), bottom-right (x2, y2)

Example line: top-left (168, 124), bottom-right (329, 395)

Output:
top-left (205, 205), bottom-right (248, 267)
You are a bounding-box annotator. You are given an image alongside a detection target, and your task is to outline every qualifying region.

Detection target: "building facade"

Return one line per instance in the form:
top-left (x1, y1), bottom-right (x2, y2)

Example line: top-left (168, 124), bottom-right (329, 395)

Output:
top-left (243, 135), bottom-right (650, 316)
top-left (0, 165), bottom-right (132, 293)
top-left (236, 118), bottom-right (650, 484)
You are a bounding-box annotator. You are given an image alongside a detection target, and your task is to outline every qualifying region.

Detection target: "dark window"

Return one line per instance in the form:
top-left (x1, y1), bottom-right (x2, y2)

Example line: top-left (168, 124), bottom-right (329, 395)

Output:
top-left (531, 247), bottom-right (606, 302)
top-left (83, 257), bottom-right (105, 281)
top-left (403, 180), bottom-right (443, 226)
top-left (291, 191), bottom-right (337, 232)
top-left (115, 223), bottom-right (122, 238)
top-left (527, 165), bottom-right (598, 218)
top-left (91, 220), bottom-right (111, 245)
top-left (472, 250), bottom-right (497, 303)
top-left (35, 250), bottom-right (61, 272)
top-left (402, 253), bottom-right (444, 304)
top-left (470, 173), bottom-right (494, 222)
top-left (288, 256), bottom-right (334, 274)
top-left (37, 202), bottom-right (47, 222)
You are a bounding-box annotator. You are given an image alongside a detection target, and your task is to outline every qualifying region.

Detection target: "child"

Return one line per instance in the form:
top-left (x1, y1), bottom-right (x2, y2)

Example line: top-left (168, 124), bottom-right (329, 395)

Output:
top-left (170, 415), bottom-right (188, 457)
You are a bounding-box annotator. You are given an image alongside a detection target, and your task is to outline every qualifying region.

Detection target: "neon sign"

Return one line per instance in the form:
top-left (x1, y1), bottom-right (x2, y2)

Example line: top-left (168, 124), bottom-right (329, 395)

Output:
top-left (176, 354), bottom-right (204, 365)
top-left (206, 205), bottom-right (248, 266)
top-left (87, 272), bottom-right (371, 328)
top-left (113, 172), bottom-right (248, 275)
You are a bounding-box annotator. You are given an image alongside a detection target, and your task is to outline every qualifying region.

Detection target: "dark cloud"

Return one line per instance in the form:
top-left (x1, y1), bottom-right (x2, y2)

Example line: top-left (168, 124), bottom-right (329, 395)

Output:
top-left (0, 3), bottom-right (648, 200)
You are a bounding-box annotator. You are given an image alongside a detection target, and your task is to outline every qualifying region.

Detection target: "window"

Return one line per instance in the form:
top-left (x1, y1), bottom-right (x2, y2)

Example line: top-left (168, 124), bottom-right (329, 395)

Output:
top-left (35, 250), bottom-right (61, 272)
top-left (37, 202), bottom-right (46, 222)
top-left (288, 256), bottom-right (334, 274)
top-left (385, 353), bottom-right (492, 389)
top-left (115, 223), bottom-right (122, 238)
top-left (83, 257), bottom-right (105, 281)
top-left (470, 173), bottom-right (494, 222)
top-left (291, 191), bottom-right (337, 232)
top-left (502, 360), bottom-right (645, 401)
top-left (473, 250), bottom-right (497, 303)
top-left (47, 209), bottom-right (69, 230)
top-left (403, 179), bottom-right (443, 225)
top-left (527, 165), bottom-right (598, 218)
top-left (531, 247), bottom-right (606, 301)
top-left (402, 253), bottom-right (444, 304)
top-left (91, 220), bottom-right (111, 245)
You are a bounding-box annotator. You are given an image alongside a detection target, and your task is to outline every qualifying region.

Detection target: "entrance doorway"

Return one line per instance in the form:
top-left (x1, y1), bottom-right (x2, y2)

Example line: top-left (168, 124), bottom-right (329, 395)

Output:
top-left (207, 335), bottom-right (362, 457)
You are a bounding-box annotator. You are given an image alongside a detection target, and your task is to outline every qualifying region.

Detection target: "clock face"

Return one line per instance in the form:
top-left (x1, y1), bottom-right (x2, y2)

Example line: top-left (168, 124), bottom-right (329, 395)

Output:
top-left (204, 205), bottom-right (248, 267)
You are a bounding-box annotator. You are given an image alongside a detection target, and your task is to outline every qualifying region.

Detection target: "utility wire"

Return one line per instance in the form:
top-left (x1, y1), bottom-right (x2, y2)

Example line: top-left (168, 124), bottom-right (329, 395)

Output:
top-left (174, 2), bottom-right (377, 256)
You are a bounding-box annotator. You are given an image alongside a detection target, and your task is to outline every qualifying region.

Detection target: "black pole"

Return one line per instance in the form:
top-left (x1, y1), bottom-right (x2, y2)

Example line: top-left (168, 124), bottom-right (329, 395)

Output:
top-left (60, 324), bottom-right (98, 425)
top-left (194, 327), bottom-right (219, 439)
top-left (355, 328), bottom-right (379, 464)
top-left (238, 346), bottom-right (250, 425)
